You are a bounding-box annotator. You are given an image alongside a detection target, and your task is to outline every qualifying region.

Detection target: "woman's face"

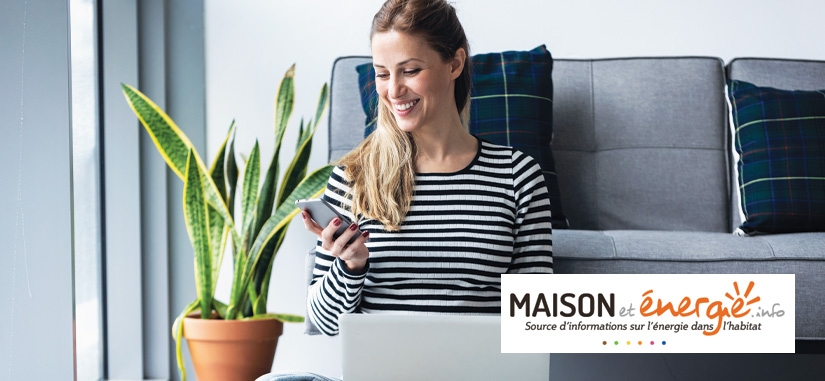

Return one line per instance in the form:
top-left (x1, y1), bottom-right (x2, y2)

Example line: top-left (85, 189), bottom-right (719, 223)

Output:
top-left (371, 30), bottom-right (463, 133)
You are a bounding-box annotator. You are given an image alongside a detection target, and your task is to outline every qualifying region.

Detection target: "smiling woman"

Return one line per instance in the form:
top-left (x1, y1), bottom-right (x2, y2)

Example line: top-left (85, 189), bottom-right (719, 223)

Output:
top-left (306, 0), bottom-right (553, 336)
top-left (258, 1), bottom-right (553, 380)
top-left (338, 0), bottom-right (475, 232)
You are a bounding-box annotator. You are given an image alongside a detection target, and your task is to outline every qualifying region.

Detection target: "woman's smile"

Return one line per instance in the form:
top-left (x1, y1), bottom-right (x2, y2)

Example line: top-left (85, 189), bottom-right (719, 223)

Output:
top-left (393, 99), bottom-right (420, 116)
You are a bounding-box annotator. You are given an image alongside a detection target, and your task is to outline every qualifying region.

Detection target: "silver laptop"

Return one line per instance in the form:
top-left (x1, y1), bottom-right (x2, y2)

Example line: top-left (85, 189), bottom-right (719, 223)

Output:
top-left (340, 314), bottom-right (550, 381)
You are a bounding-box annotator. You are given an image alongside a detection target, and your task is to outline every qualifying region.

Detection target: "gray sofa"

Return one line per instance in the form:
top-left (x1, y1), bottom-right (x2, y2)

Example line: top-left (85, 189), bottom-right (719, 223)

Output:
top-left (321, 55), bottom-right (825, 344)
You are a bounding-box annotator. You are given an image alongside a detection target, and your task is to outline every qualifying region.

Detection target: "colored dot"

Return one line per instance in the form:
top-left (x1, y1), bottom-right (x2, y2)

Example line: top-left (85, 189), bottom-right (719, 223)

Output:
top-left (638, 341), bottom-right (642, 345)
top-left (614, 341), bottom-right (619, 345)
top-left (650, 341), bottom-right (654, 345)
top-left (662, 341), bottom-right (667, 345)
top-left (626, 341), bottom-right (631, 345)
top-left (603, 341), bottom-right (607, 345)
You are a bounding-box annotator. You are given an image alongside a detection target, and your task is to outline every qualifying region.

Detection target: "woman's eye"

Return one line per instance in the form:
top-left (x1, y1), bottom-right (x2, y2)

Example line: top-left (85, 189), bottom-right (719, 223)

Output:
top-left (375, 73), bottom-right (389, 79)
top-left (403, 69), bottom-right (421, 76)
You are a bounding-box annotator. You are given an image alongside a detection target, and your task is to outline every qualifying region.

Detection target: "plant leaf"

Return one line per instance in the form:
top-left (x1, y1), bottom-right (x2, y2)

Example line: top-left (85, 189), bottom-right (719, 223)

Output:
top-left (253, 226), bottom-right (287, 315)
top-left (312, 83), bottom-right (329, 133)
top-left (300, 119), bottom-right (313, 146)
top-left (252, 64), bottom-right (296, 242)
top-left (246, 281), bottom-right (259, 311)
top-left (251, 83), bottom-right (330, 312)
top-left (254, 145), bottom-right (280, 242)
top-left (276, 83), bottom-right (328, 208)
top-left (243, 313), bottom-right (305, 323)
top-left (276, 131), bottom-right (314, 208)
top-left (183, 149), bottom-right (213, 318)
top-left (172, 300), bottom-right (199, 381)
top-left (121, 84), bottom-right (194, 179)
top-left (241, 141), bottom-right (261, 252)
top-left (226, 128), bottom-right (239, 218)
top-left (296, 118), bottom-right (305, 150)
top-left (245, 165), bottom-right (333, 291)
top-left (212, 299), bottom-right (228, 320)
top-left (121, 83), bottom-right (241, 252)
top-left (210, 121), bottom-right (234, 202)
top-left (274, 64), bottom-right (295, 148)
top-left (227, 246), bottom-right (248, 319)
top-left (207, 122), bottom-right (235, 293)
top-left (207, 206), bottom-right (227, 295)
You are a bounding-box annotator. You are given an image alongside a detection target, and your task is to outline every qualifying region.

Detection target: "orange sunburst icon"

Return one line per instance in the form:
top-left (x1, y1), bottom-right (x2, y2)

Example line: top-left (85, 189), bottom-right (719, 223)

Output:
top-left (725, 281), bottom-right (761, 318)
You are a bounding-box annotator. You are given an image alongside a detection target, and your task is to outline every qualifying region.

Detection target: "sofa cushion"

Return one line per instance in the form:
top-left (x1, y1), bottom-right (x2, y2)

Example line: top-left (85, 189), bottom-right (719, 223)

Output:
top-left (726, 58), bottom-right (825, 231)
top-left (355, 45), bottom-right (569, 229)
top-left (551, 58), bottom-right (730, 231)
top-left (727, 80), bottom-right (825, 235)
top-left (553, 229), bottom-right (825, 339)
top-left (355, 63), bottom-right (378, 132)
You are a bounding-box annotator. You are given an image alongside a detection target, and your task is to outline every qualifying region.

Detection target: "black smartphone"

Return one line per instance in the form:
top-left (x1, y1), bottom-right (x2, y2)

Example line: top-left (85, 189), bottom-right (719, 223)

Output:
top-left (295, 198), bottom-right (359, 244)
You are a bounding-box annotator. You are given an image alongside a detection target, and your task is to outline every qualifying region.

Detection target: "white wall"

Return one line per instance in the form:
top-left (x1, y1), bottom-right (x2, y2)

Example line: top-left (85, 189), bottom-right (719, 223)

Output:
top-left (204, 0), bottom-right (825, 376)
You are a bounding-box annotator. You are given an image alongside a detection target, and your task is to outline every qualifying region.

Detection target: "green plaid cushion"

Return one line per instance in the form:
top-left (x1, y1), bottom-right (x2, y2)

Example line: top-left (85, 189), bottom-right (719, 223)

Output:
top-left (356, 63), bottom-right (379, 133)
top-left (728, 80), bottom-right (825, 234)
top-left (356, 45), bottom-right (568, 228)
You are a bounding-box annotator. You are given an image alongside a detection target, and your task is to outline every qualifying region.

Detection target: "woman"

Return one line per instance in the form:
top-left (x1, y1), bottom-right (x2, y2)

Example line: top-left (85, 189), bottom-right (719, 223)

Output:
top-left (258, 1), bottom-right (552, 379)
top-left (303, 0), bottom-right (553, 337)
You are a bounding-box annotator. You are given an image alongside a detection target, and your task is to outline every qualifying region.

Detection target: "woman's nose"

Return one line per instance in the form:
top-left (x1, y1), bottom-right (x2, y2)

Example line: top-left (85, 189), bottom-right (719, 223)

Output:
top-left (388, 75), bottom-right (405, 99)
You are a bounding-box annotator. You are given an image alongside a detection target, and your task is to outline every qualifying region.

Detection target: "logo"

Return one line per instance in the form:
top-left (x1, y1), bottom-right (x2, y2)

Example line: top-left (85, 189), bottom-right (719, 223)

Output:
top-left (501, 274), bottom-right (794, 353)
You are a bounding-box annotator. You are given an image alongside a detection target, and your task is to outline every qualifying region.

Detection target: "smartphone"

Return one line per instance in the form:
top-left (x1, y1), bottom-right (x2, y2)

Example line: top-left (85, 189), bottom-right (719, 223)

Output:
top-left (295, 198), bottom-right (359, 244)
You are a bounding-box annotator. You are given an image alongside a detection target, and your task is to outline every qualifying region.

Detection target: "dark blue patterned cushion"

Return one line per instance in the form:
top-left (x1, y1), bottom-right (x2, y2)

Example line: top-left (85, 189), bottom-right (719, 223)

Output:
top-left (728, 80), bottom-right (825, 234)
top-left (355, 45), bottom-right (568, 229)
top-left (355, 63), bottom-right (379, 133)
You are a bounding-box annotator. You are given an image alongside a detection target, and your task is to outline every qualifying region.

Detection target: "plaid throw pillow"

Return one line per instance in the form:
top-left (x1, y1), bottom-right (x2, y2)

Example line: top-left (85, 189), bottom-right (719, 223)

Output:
top-left (355, 45), bottom-right (568, 229)
top-left (728, 80), bottom-right (825, 234)
top-left (356, 63), bottom-right (379, 134)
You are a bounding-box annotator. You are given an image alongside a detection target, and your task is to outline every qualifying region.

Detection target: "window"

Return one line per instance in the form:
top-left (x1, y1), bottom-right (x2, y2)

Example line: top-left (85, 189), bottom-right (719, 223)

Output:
top-left (71, 0), bottom-right (104, 379)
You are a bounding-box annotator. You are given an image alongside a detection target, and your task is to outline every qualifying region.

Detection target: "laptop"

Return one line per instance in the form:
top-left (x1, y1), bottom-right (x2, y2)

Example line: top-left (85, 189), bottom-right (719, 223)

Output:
top-left (340, 314), bottom-right (550, 381)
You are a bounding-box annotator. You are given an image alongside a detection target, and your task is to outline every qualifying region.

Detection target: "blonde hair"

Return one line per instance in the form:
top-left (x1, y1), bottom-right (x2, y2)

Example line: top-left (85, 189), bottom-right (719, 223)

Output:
top-left (337, 0), bottom-right (471, 231)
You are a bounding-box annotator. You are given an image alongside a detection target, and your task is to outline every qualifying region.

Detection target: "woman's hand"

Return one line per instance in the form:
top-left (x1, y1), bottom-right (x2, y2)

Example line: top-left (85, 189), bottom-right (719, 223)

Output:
top-left (301, 211), bottom-right (370, 272)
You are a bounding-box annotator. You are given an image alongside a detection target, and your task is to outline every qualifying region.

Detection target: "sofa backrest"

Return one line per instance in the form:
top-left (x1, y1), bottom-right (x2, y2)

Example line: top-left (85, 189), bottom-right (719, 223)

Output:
top-left (552, 57), bottom-right (731, 232)
top-left (328, 56), bottom-right (733, 232)
top-left (727, 58), bottom-right (825, 90)
top-left (329, 56), bottom-right (373, 162)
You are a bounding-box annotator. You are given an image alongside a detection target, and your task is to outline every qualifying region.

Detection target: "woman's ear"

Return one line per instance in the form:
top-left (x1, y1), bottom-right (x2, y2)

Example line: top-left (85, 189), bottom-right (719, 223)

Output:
top-left (449, 47), bottom-right (467, 80)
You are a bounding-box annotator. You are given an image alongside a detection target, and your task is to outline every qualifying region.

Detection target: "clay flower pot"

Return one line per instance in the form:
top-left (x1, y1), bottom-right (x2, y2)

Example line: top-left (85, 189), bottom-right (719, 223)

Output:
top-left (183, 313), bottom-right (284, 381)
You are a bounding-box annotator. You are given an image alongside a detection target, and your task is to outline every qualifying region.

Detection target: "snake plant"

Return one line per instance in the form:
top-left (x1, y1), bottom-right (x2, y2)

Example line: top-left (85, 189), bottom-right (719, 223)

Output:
top-left (121, 65), bottom-right (334, 380)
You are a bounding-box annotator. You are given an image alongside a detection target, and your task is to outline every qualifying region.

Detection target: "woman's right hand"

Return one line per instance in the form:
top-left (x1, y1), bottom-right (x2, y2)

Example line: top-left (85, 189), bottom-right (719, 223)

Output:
top-left (301, 211), bottom-right (370, 272)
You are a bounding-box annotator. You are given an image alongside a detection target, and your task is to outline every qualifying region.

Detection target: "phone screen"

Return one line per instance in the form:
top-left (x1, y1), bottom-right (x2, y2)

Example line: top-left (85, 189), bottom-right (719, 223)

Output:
top-left (295, 198), bottom-right (358, 244)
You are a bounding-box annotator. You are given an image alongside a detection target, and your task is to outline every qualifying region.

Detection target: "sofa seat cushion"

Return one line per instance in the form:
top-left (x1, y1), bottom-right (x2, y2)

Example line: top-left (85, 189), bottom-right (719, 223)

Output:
top-left (554, 229), bottom-right (825, 339)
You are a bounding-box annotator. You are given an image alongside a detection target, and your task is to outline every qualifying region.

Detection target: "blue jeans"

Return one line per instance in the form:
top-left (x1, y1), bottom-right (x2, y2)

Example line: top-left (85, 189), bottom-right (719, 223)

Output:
top-left (256, 372), bottom-right (341, 381)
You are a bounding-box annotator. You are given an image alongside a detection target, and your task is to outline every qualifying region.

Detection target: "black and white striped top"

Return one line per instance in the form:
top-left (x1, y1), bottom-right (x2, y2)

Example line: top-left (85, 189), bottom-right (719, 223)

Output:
top-left (308, 139), bottom-right (553, 336)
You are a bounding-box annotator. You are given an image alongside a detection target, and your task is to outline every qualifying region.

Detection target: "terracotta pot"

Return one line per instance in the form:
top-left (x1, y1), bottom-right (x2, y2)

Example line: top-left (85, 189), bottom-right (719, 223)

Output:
top-left (183, 312), bottom-right (283, 381)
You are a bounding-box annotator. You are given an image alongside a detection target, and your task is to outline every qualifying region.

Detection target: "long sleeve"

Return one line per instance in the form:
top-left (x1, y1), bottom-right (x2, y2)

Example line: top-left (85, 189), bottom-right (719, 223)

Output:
top-left (307, 254), bottom-right (368, 336)
top-left (507, 150), bottom-right (554, 274)
top-left (306, 167), bottom-right (367, 336)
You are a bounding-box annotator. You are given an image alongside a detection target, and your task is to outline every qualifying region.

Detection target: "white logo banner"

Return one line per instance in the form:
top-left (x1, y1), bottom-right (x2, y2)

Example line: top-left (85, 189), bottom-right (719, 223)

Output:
top-left (501, 274), bottom-right (795, 353)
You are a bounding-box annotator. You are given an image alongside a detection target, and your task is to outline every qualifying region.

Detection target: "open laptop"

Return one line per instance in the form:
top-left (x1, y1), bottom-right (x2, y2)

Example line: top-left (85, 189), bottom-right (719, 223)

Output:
top-left (340, 314), bottom-right (550, 381)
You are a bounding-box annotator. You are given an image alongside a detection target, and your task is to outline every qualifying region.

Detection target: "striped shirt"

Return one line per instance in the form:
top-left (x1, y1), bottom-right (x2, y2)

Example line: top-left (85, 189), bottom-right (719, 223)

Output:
top-left (308, 139), bottom-right (553, 335)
